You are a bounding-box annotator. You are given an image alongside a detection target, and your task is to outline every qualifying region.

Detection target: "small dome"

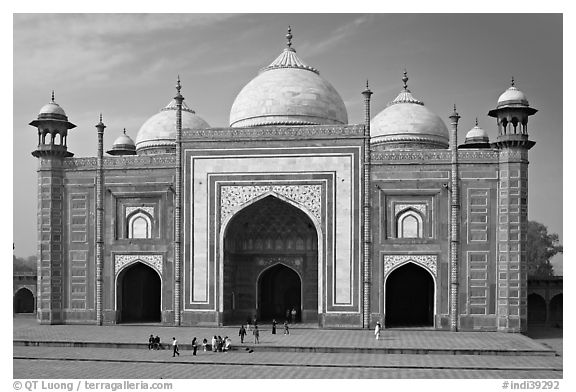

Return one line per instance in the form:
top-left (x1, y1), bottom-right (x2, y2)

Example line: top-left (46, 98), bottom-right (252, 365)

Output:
top-left (107, 129), bottom-right (136, 156)
top-left (465, 119), bottom-right (489, 143)
top-left (371, 72), bottom-right (448, 149)
top-left (39, 102), bottom-right (66, 117)
top-left (37, 92), bottom-right (69, 121)
top-left (229, 27), bottom-right (348, 127)
top-left (135, 99), bottom-right (210, 154)
top-left (497, 78), bottom-right (529, 108)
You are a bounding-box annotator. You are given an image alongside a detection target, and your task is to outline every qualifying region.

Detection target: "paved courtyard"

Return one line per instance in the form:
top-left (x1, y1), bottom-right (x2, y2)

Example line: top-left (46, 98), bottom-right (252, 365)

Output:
top-left (13, 316), bottom-right (563, 379)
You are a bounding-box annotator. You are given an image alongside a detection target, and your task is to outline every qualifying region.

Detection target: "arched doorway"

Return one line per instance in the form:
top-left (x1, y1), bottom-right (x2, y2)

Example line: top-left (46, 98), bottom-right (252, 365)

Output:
top-left (549, 294), bottom-right (562, 327)
top-left (528, 293), bottom-right (547, 325)
top-left (223, 195), bottom-right (318, 324)
top-left (117, 263), bottom-right (161, 323)
top-left (258, 264), bottom-right (301, 322)
top-left (14, 288), bottom-right (34, 313)
top-left (385, 263), bottom-right (434, 327)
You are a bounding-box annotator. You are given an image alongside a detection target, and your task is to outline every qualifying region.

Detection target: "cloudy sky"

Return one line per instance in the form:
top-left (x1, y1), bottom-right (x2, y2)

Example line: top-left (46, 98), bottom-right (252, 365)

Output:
top-left (12, 13), bottom-right (563, 272)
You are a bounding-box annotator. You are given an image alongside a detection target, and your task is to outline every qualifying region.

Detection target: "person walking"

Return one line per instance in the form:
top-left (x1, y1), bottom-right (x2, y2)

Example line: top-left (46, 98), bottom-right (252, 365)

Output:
top-left (286, 308), bottom-right (291, 323)
top-left (172, 337), bottom-right (180, 357)
top-left (191, 337), bottom-right (198, 355)
top-left (211, 336), bottom-right (217, 352)
top-left (202, 338), bottom-right (208, 352)
top-left (253, 325), bottom-right (260, 344)
top-left (291, 307), bottom-right (297, 323)
top-left (148, 334), bottom-right (155, 350)
top-left (271, 319), bottom-right (277, 334)
top-left (239, 324), bottom-right (247, 343)
top-left (284, 320), bottom-right (290, 335)
top-left (374, 322), bottom-right (381, 340)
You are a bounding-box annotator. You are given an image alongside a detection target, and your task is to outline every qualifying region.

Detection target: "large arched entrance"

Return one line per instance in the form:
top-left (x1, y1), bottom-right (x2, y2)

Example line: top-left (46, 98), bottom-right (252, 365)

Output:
top-left (528, 293), bottom-right (547, 325)
top-left (14, 288), bottom-right (34, 313)
top-left (258, 264), bottom-right (301, 322)
top-left (223, 195), bottom-right (318, 324)
top-left (117, 263), bottom-right (161, 323)
top-left (385, 263), bottom-right (434, 327)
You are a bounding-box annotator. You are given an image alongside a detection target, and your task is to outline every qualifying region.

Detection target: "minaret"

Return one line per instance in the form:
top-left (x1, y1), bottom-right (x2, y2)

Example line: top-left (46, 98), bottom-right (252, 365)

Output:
top-left (361, 81), bottom-right (373, 328)
top-left (488, 78), bottom-right (536, 333)
top-left (29, 92), bottom-right (76, 324)
top-left (173, 76), bottom-right (183, 326)
top-left (448, 105), bottom-right (461, 332)
top-left (95, 114), bottom-right (106, 326)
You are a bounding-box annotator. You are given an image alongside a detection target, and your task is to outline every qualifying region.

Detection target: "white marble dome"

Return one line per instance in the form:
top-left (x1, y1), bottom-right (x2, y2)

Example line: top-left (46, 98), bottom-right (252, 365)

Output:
top-left (38, 92), bottom-right (68, 119)
top-left (229, 30), bottom-right (348, 127)
top-left (135, 99), bottom-right (210, 153)
top-left (371, 73), bottom-right (448, 149)
top-left (497, 78), bottom-right (529, 108)
top-left (465, 120), bottom-right (489, 143)
top-left (113, 129), bottom-right (136, 148)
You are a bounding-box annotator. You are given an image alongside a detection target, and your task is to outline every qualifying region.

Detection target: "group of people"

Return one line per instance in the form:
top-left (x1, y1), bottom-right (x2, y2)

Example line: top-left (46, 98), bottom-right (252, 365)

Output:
top-left (238, 318), bottom-right (293, 343)
top-left (147, 334), bottom-right (162, 350)
top-left (148, 334), bottom-right (233, 357)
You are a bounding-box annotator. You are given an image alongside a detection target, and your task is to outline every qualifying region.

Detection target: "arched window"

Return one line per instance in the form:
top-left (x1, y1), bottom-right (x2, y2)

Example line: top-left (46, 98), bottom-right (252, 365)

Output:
top-left (397, 210), bottom-right (423, 238)
top-left (127, 211), bottom-right (152, 239)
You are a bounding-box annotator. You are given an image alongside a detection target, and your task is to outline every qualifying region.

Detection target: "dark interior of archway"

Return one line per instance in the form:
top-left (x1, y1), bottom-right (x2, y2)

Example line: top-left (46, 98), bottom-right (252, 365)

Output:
top-left (259, 264), bottom-right (301, 322)
top-left (527, 293), bottom-right (547, 324)
top-left (119, 263), bottom-right (161, 323)
top-left (549, 294), bottom-right (562, 325)
top-left (14, 289), bottom-right (34, 313)
top-left (223, 195), bottom-right (317, 324)
top-left (385, 263), bottom-right (434, 327)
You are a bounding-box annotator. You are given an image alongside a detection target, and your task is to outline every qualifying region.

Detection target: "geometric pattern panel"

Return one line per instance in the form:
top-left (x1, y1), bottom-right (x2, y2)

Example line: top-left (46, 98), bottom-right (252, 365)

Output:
top-left (384, 255), bottom-right (437, 277)
top-left (114, 254), bottom-right (162, 277)
top-left (394, 203), bottom-right (426, 217)
top-left (125, 206), bottom-right (154, 217)
top-left (220, 185), bottom-right (322, 225)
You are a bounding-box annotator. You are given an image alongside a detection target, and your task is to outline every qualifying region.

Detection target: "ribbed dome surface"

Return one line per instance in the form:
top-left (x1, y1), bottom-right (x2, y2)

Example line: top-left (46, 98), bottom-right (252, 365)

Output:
top-left (229, 29), bottom-right (347, 128)
top-left (135, 99), bottom-right (209, 153)
top-left (370, 73), bottom-right (448, 149)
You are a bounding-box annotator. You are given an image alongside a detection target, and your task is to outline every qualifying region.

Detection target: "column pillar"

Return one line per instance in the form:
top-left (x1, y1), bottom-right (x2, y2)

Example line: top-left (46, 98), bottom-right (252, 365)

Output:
top-left (361, 81), bottom-right (373, 328)
top-left (449, 106), bottom-right (461, 332)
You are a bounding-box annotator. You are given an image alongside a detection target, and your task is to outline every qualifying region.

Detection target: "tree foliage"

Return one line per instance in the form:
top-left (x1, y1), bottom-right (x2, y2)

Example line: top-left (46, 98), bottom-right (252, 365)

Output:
top-left (526, 221), bottom-right (563, 277)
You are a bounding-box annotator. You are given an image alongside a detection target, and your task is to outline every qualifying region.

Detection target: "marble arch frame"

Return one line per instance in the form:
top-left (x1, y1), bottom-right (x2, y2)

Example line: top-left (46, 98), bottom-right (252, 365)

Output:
top-left (383, 259), bottom-right (437, 328)
top-left (218, 190), bottom-right (324, 315)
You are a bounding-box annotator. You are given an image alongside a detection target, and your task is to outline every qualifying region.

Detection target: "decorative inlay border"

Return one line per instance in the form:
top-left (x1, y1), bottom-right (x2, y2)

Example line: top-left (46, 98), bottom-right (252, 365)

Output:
top-left (394, 203), bottom-right (426, 216)
top-left (371, 150), bottom-right (499, 163)
top-left (220, 184), bottom-right (322, 224)
top-left (255, 256), bottom-right (304, 270)
top-left (183, 125), bottom-right (365, 139)
top-left (384, 255), bottom-right (437, 277)
top-left (114, 254), bottom-right (162, 277)
top-left (125, 206), bottom-right (155, 217)
top-left (61, 154), bottom-right (176, 170)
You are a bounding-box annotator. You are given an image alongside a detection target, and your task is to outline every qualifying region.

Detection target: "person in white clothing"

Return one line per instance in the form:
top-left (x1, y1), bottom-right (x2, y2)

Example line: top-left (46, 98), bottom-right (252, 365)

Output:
top-left (374, 322), bottom-right (381, 340)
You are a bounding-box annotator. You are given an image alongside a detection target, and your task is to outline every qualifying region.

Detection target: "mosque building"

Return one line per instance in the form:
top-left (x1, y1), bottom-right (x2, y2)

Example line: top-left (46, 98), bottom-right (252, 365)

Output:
top-left (29, 28), bottom-right (536, 332)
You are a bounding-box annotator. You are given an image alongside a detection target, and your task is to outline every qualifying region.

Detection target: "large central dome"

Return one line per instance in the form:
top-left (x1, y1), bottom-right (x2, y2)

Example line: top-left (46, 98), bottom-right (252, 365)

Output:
top-left (229, 28), bottom-right (348, 128)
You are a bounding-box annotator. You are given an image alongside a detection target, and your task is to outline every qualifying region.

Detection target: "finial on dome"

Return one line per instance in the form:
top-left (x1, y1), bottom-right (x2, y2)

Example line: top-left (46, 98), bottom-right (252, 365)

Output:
top-left (511, 76), bottom-right (515, 87)
top-left (123, 128), bottom-right (126, 135)
top-left (176, 75), bottom-right (182, 94)
top-left (286, 26), bottom-right (293, 49)
top-left (51, 90), bottom-right (55, 103)
top-left (475, 117), bottom-right (478, 127)
top-left (99, 113), bottom-right (103, 122)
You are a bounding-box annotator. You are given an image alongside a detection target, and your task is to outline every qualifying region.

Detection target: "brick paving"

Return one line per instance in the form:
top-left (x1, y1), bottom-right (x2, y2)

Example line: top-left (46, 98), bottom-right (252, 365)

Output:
top-left (13, 317), bottom-right (553, 353)
top-left (13, 316), bottom-right (563, 379)
top-left (13, 358), bottom-right (561, 379)
top-left (13, 346), bottom-right (562, 370)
